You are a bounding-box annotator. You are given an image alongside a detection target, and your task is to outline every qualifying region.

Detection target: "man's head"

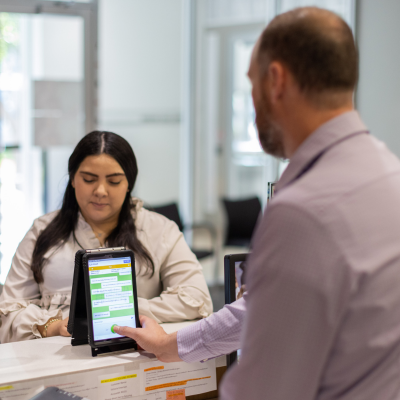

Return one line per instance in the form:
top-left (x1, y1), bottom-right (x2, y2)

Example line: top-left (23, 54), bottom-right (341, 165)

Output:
top-left (248, 7), bottom-right (358, 158)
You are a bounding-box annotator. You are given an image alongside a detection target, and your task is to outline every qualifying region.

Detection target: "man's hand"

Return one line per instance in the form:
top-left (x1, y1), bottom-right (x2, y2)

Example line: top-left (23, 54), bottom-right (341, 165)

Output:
top-left (114, 315), bottom-right (182, 363)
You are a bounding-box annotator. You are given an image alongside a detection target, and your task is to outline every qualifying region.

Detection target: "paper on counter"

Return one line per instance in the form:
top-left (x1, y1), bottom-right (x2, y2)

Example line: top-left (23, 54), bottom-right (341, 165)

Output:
top-left (0, 382), bottom-right (41, 400)
top-left (45, 370), bottom-right (100, 398)
top-left (98, 371), bottom-right (139, 400)
top-left (166, 389), bottom-right (185, 399)
top-left (97, 371), bottom-right (164, 400)
top-left (140, 359), bottom-right (216, 397)
top-left (0, 367), bottom-right (121, 400)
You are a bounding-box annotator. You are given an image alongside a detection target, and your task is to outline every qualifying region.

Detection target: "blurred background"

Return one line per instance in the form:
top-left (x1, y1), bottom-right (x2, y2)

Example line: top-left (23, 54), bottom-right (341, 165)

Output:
top-left (0, 0), bottom-right (397, 309)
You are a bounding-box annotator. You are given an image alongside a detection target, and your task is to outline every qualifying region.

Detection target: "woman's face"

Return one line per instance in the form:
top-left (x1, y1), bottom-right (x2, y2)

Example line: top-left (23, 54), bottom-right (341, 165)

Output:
top-left (71, 154), bottom-right (129, 226)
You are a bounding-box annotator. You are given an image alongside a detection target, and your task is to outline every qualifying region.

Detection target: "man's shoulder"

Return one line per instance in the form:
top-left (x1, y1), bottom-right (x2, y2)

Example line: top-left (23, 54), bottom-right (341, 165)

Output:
top-left (268, 133), bottom-right (400, 275)
top-left (276, 133), bottom-right (400, 216)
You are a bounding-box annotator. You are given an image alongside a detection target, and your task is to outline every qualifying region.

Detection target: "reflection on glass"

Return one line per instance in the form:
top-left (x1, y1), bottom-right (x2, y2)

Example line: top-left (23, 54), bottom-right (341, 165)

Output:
top-left (0, 14), bottom-right (39, 284)
top-left (0, 13), bottom-right (84, 284)
top-left (228, 38), bottom-right (278, 203)
top-left (0, 13), bottom-right (22, 148)
top-left (232, 39), bottom-right (263, 161)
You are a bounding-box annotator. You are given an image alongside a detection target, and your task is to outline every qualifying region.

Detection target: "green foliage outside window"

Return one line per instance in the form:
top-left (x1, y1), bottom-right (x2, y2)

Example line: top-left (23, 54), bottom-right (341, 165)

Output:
top-left (0, 13), bottom-right (19, 63)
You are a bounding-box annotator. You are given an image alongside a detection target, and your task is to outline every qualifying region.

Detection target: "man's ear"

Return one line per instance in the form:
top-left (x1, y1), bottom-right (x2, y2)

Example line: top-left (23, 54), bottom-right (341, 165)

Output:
top-left (267, 61), bottom-right (286, 103)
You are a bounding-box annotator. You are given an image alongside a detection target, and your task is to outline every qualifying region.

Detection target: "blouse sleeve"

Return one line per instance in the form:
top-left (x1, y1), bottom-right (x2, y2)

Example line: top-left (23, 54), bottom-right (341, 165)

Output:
top-left (137, 212), bottom-right (213, 323)
top-left (0, 217), bottom-right (62, 343)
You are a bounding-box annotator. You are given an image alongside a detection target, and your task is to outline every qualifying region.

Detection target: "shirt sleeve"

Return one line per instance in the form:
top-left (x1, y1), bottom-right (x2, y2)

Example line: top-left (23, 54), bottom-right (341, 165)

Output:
top-left (137, 216), bottom-right (213, 323)
top-left (177, 295), bottom-right (246, 363)
top-left (0, 219), bottom-right (62, 343)
top-left (220, 202), bottom-right (352, 400)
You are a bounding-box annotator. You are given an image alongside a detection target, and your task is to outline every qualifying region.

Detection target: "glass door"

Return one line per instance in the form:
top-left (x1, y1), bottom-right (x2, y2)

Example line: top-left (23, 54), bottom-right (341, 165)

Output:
top-left (228, 34), bottom-right (279, 206)
top-left (0, 1), bottom-right (97, 284)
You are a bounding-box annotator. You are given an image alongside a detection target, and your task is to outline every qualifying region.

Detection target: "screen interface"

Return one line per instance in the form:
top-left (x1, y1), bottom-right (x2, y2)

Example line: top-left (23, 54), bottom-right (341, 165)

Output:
top-left (235, 260), bottom-right (247, 362)
top-left (235, 260), bottom-right (247, 301)
top-left (88, 256), bottom-right (136, 341)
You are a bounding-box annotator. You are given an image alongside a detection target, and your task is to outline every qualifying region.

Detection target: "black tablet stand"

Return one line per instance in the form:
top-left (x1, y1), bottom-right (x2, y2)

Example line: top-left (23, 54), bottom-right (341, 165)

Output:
top-left (91, 341), bottom-right (137, 357)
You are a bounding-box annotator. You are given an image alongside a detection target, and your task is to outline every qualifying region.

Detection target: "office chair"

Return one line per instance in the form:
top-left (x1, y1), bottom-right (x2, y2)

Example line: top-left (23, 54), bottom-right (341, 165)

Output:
top-left (222, 196), bottom-right (262, 248)
top-left (150, 202), bottom-right (216, 261)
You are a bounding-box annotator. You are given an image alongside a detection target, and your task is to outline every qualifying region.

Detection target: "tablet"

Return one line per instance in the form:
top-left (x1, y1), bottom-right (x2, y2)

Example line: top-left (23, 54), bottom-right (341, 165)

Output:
top-left (68, 247), bottom-right (140, 356)
top-left (224, 253), bottom-right (248, 368)
top-left (82, 248), bottom-right (140, 351)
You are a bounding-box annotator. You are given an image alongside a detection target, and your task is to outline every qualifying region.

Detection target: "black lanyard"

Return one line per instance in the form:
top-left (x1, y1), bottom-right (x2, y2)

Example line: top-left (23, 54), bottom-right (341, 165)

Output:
top-left (72, 231), bottom-right (84, 250)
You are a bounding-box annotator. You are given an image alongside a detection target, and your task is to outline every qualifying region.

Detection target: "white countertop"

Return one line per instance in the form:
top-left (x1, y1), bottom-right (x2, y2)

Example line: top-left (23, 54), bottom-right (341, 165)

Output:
top-left (0, 320), bottom-right (201, 385)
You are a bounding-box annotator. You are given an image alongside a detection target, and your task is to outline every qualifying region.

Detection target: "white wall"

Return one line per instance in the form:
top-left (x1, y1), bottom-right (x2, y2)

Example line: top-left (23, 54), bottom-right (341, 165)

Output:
top-left (46, 147), bottom-right (73, 212)
top-left (31, 15), bottom-right (84, 212)
top-left (32, 15), bottom-right (83, 81)
top-left (357, 0), bottom-right (400, 158)
top-left (99, 0), bottom-right (181, 113)
top-left (98, 0), bottom-right (182, 206)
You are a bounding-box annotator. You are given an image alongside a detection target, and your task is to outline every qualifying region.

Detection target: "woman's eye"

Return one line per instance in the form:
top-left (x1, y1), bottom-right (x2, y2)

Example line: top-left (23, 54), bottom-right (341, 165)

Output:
top-left (109, 181), bottom-right (122, 185)
top-left (83, 179), bottom-right (95, 183)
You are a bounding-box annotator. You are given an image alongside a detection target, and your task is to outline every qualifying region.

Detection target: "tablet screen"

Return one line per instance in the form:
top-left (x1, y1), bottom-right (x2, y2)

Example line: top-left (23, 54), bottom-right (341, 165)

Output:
top-left (234, 259), bottom-right (247, 363)
top-left (88, 256), bottom-right (137, 341)
top-left (224, 253), bottom-right (248, 368)
top-left (235, 260), bottom-right (247, 301)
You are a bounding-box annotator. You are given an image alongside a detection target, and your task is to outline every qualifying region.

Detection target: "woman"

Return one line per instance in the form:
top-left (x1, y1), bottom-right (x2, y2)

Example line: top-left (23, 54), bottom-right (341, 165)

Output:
top-left (0, 131), bottom-right (212, 342)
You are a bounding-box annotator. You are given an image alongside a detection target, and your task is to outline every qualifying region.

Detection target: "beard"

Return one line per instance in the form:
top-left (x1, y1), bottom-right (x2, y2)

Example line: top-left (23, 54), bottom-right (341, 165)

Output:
top-left (254, 93), bottom-right (286, 159)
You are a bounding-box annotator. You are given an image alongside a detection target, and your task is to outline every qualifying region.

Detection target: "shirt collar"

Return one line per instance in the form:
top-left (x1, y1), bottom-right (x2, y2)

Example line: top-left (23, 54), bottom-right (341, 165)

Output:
top-left (74, 197), bottom-right (143, 248)
top-left (276, 110), bottom-right (369, 192)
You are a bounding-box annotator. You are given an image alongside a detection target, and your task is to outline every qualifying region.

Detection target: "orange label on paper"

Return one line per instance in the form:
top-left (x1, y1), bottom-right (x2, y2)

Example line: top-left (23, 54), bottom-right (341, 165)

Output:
top-left (144, 366), bottom-right (165, 372)
top-left (145, 376), bottom-right (211, 391)
top-left (166, 389), bottom-right (186, 399)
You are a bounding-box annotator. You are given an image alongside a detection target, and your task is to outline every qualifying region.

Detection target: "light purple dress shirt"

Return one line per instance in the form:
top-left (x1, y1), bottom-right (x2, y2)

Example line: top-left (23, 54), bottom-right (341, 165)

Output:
top-left (179, 111), bottom-right (400, 400)
top-left (178, 294), bottom-right (246, 363)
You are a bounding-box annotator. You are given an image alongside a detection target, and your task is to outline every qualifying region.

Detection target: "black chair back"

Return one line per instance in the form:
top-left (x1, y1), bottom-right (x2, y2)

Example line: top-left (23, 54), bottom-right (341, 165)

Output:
top-left (151, 203), bottom-right (184, 232)
top-left (150, 202), bottom-right (215, 262)
top-left (222, 196), bottom-right (262, 247)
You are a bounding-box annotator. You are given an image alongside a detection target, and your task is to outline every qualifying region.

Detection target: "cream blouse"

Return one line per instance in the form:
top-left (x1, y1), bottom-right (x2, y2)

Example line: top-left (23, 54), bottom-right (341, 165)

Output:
top-left (0, 199), bottom-right (213, 343)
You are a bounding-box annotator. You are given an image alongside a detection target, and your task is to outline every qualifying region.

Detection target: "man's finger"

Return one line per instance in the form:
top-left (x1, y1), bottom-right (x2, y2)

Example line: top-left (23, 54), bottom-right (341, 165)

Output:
top-left (114, 325), bottom-right (141, 339)
top-left (139, 315), bottom-right (156, 327)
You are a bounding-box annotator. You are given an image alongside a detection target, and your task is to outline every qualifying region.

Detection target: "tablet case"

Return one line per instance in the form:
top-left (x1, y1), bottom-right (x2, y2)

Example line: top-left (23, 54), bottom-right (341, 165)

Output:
top-left (68, 246), bottom-right (140, 355)
top-left (82, 248), bottom-right (139, 356)
top-left (67, 250), bottom-right (89, 345)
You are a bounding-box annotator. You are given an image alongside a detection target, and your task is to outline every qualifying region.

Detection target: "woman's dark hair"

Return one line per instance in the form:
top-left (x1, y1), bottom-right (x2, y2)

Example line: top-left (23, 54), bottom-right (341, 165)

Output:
top-left (31, 131), bottom-right (154, 283)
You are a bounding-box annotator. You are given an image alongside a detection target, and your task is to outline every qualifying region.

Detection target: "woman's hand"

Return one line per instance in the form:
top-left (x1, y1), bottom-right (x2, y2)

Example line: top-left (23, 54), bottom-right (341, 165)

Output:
top-left (49, 317), bottom-right (71, 337)
top-left (38, 317), bottom-right (71, 338)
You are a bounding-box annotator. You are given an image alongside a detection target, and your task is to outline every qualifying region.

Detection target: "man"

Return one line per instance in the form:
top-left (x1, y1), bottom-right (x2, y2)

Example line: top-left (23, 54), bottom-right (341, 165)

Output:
top-left (115, 7), bottom-right (400, 399)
